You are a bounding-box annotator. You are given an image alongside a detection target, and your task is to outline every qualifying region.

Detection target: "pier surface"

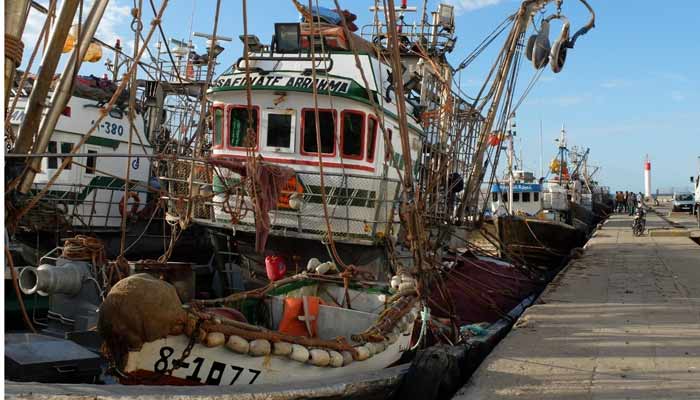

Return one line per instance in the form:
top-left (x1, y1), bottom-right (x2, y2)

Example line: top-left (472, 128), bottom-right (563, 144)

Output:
top-left (456, 207), bottom-right (700, 399)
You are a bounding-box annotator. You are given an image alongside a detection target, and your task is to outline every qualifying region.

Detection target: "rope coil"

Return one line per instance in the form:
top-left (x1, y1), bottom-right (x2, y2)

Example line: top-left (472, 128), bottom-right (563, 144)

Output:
top-left (5, 34), bottom-right (24, 66)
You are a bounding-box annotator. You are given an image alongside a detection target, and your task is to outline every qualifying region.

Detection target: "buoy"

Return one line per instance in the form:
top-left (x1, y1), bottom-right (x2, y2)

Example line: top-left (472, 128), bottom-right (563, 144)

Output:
top-left (365, 342), bottom-right (377, 356)
top-left (374, 341), bottom-right (386, 354)
top-left (306, 258), bottom-right (321, 272)
top-left (355, 346), bottom-right (371, 361)
top-left (328, 350), bottom-right (344, 367)
top-left (315, 262), bottom-right (332, 275)
top-left (308, 349), bottom-right (331, 367)
top-left (265, 256), bottom-right (287, 282)
top-left (249, 339), bottom-right (271, 356)
top-left (390, 276), bottom-right (401, 291)
top-left (341, 351), bottom-right (354, 366)
top-left (273, 341), bottom-right (293, 356)
top-left (226, 335), bottom-right (250, 354)
top-left (288, 192), bottom-right (303, 210)
top-left (290, 344), bottom-right (310, 363)
top-left (204, 332), bottom-right (225, 347)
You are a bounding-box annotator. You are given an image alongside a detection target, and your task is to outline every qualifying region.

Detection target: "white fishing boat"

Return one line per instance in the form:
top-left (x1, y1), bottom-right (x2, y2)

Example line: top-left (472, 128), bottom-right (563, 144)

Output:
top-left (9, 81), bottom-right (153, 232)
top-left (102, 273), bottom-right (420, 386)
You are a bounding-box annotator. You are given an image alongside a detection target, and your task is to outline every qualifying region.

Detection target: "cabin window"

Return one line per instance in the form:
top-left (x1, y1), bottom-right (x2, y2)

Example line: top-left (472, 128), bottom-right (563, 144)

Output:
top-left (341, 111), bottom-right (364, 159)
top-left (302, 109), bottom-right (335, 155)
top-left (522, 192), bottom-right (531, 202)
top-left (61, 142), bottom-right (73, 170)
top-left (86, 150), bottom-right (98, 174)
top-left (534, 192), bottom-right (540, 202)
top-left (213, 107), bottom-right (223, 147)
top-left (47, 141), bottom-right (58, 169)
top-left (229, 107), bottom-right (258, 148)
top-left (513, 193), bottom-right (520, 202)
top-left (501, 193), bottom-right (508, 202)
top-left (492, 192), bottom-right (498, 202)
top-left (264, 110), bottom-right (295, 152)
top-left (367, 115), bottom-right (378, 162)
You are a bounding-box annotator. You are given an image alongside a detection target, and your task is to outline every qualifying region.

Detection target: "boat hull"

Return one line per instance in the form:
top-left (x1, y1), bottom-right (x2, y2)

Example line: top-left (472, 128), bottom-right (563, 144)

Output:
top-left (123, 330), bottom-right (413, 386)
top-left (495, 215), bottom-right (587, 268)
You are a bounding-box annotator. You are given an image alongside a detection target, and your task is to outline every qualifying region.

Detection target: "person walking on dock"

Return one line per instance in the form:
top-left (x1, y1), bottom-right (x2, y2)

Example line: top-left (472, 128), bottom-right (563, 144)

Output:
top-left (615, 191), bottom-right (623, 213)
top-left (624, 191), bottom-right (630, 213)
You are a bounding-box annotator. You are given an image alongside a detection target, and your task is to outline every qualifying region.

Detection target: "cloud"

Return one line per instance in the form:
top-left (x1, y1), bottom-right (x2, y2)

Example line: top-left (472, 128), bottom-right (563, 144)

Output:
top-left (600, 79), bottom-right (629, 89)
top-left (448, 0), bottom-right (509, 14)
top-left (670, 91), bottom-right (686, 102)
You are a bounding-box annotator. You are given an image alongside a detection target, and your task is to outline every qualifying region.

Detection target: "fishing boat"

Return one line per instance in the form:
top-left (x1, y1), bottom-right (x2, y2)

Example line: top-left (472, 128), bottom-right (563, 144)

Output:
top-left (104, 272), bottom-right (419, 386)
top-left (490, 128), bottom-right (589, 269)
top-left (8, 78), bottom-right (154, 233)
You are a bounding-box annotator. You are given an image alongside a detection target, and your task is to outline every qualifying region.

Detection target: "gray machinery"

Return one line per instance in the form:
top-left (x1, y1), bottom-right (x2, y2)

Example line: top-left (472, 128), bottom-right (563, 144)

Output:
top-left (19, 254), bottom-right (102, 342)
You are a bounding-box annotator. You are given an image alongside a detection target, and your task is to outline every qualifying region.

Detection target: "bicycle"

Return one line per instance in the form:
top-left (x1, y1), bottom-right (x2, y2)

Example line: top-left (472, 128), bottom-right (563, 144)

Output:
top-left (632, 206), bottom-right (646, 236)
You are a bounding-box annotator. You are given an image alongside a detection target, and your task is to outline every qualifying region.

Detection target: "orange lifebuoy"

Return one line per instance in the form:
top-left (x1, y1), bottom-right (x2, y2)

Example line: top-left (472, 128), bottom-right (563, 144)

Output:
top-left (119, 191), bottom-right (140, 218)
top-left (277, 176), bottom-right (304, 209)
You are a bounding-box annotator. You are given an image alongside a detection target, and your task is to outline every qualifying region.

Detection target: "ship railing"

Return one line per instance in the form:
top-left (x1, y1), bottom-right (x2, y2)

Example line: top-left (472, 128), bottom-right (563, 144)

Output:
top-left (23, 180), bottom-right (160, 232)
top-left (359, 22), bottom-right (455, 54)
top-left (217, 169), bottom-right (401, 245)
top-left (158, 162), bottom-right (402, 245)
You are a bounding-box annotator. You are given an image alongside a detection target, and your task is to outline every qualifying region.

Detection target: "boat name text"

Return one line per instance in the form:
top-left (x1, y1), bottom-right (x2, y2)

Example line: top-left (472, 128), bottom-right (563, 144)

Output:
top-left (215, 74), bottom-right (351, 94)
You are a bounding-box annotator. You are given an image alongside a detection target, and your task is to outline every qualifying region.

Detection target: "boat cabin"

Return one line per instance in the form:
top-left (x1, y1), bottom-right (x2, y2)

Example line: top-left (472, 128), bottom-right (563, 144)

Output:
top-left (490, 183), bottom-right (542, 216)
top-left (205, 22), bottom-right (425, 245)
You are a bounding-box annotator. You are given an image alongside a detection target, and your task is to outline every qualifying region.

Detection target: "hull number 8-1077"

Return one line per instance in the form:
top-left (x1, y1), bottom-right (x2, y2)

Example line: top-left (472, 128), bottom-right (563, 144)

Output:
top-left (153, 346), bottom-right (262, 385)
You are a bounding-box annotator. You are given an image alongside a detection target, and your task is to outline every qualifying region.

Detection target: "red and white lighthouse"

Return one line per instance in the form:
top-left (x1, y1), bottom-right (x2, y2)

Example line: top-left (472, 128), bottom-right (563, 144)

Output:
top-left (644, 155), bottom-right (652, 199)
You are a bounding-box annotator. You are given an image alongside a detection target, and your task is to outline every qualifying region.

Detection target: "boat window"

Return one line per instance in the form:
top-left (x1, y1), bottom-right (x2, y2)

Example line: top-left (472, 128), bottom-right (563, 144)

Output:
top-left (302, 109), bottom-right (335, 154)
top-left (513, 192), bottom-right (520, 202)
top-left (501, 192), bottom-right (508, 202)
top-left (534, 192), bottom-right (540, 202)
top-left (61, 142), bottom-right (73, 170)
top-left (47, 141), bottom-right (58, 169)
top-left (367, 115), bottom-right (378, 162)
top-left (213, 107), bottom-right (223, 147)
top-left (265, 111), bottom-right (294, 151)
top-left (229, 107), bottom-right (258, 148)
top-left (522, 192), bottom-right (530, 202)
top-left (86, 150), bottom-right (98, 174)
top-left (492, 192), bottom-right (498, 202)
top-left (341, 111), bottom-right (364, 159)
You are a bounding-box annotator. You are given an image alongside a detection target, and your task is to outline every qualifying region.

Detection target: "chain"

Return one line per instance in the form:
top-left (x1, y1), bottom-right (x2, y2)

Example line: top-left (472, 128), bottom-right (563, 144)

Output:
top-left (165, 317), bottom-right (202, 376)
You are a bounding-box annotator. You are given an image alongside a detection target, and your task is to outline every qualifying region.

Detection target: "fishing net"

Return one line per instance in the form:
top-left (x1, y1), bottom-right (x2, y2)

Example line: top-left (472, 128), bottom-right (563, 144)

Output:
top-left (99, 273), bottom-right (187, 366)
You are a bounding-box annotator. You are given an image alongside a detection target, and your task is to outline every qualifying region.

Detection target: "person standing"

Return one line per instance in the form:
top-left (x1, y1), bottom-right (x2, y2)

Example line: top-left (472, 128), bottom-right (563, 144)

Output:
top-left (624, 191), bottom-right (630, 213)
top-left (628, 192), bottom-right (637, 215)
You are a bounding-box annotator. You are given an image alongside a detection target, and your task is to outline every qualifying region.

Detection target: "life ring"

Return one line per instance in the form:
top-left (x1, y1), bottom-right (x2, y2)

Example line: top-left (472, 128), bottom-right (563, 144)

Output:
top-left (119, 191), bottom-right (140, 218)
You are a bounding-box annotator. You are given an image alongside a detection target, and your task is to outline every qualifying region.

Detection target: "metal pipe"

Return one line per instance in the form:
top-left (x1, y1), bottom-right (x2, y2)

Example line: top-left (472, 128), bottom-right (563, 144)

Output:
top-left (18, 0), bottom-right (111, 194)
top-left (4, 0), bottom-right (32, 109)
top-left (12, 0), bottom-right (81, 155)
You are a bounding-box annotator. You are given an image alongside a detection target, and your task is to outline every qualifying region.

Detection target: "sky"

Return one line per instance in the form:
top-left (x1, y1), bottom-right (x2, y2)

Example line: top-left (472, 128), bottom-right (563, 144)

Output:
top-left (20, 0), bottom-right (700, 193)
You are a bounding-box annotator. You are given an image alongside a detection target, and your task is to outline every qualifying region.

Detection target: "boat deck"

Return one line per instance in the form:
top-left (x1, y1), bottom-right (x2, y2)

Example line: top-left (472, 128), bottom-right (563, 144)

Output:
top-left (455, 207), bottom-right (700, 399)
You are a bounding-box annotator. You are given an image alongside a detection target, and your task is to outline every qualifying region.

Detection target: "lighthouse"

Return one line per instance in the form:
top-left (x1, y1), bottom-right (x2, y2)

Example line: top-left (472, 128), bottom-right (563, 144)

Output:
top-left (644, 155), bottom-right (652, 199)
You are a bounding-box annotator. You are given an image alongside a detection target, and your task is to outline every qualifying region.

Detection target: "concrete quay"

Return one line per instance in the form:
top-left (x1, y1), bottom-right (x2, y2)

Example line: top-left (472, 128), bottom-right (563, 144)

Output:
top-left (455, 207), bottom-right (700, 399)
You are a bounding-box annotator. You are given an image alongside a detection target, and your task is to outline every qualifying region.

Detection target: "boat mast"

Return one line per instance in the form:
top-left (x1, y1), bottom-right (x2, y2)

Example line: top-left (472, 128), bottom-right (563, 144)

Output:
top-left (508, 116), bottom-right (516, 214)
top-left (17, 0), bottom-right (111, 194)
top-left (558, 123), bottom-right (567, 183)
top-left (3, 0), bottom-right (32, 109)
